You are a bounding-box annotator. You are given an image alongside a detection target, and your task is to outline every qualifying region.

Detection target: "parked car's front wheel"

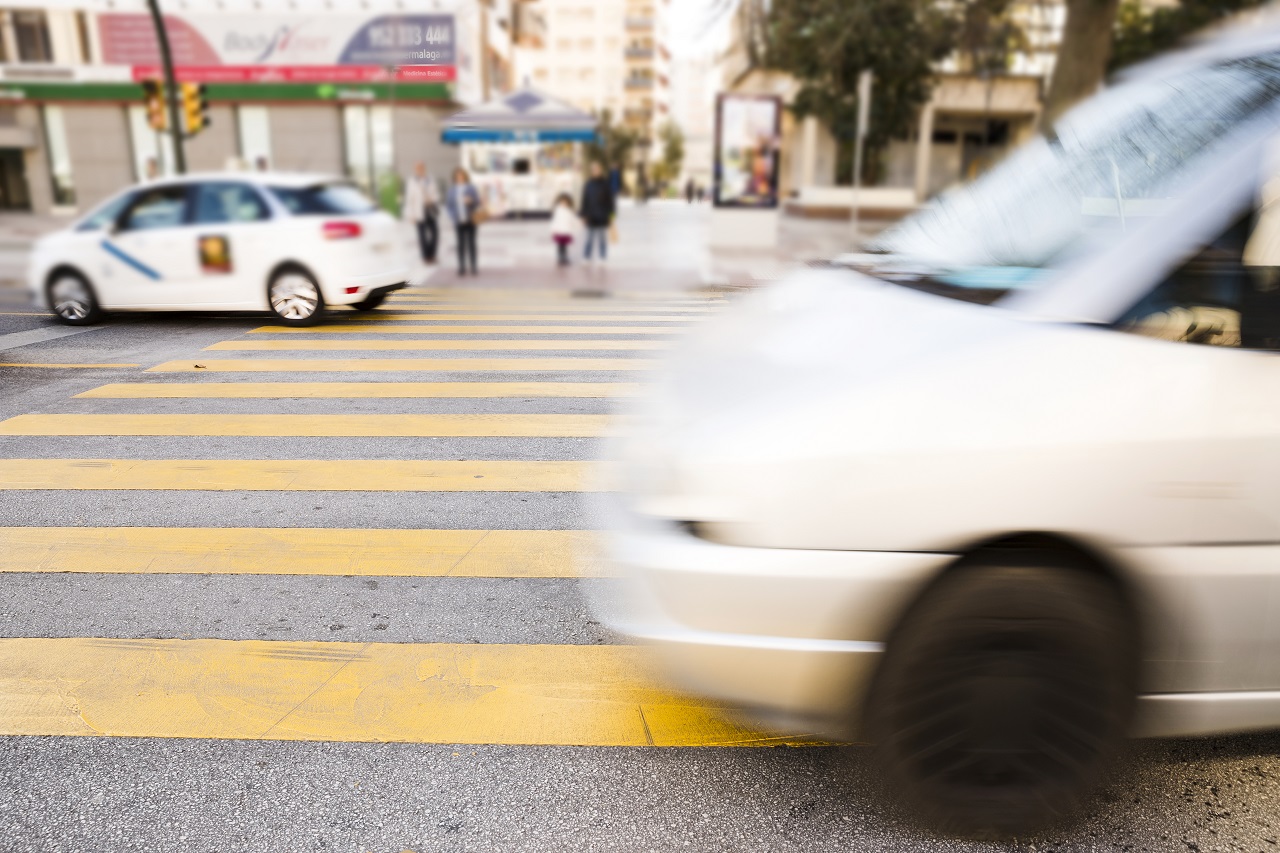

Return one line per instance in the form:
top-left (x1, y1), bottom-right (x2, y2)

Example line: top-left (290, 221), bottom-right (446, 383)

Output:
top-left (864, 556), bottom-right (1137, 838)
top-left (268, 267), bottom-right (325, 327)
top-left (47, 270), bottom-right (104, 326)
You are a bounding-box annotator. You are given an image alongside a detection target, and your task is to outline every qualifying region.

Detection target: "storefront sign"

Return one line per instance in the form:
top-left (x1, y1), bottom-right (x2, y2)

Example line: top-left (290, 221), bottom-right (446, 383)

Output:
top-left (713, 94), bottom-right (782, 209)
top-left (99, 13), bottom-right (457, 83)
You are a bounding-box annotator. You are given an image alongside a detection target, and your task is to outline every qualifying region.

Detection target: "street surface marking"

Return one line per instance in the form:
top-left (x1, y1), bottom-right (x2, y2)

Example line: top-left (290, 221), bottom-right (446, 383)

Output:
top-left (385, 301), bottom-right (712, 313)
top-left (394, 289), bottom-right (721, 300)
top-left (76, 382), bottom-right (640, 399)
top-left (0, 325), bottom-right (105, 351)
top-left (148, 358), bottom-right (655, 373)
top-left (352, 314), bottom-right (694, 322)
top-left (0, 638), bottom-right (811, 746)
top-left (0, 363), bottom-right (139, 369)
top-left (0, 413), bottom-right (610, 438)
top-left (249, 325), bottom-right (677, 335)
top-left (207, 339), bottom-right (668, 352)
top-left (0, 528), bottom-right (606, 577)
top-left (0, 459), bottom-right (602, 491)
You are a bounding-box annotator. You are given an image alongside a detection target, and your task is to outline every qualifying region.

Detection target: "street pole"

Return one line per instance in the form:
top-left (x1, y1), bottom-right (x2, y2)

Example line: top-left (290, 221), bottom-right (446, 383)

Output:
top-left (850, 69), bottom-right (872, 243)
top-left (145, 0), bottom-right (186, 174)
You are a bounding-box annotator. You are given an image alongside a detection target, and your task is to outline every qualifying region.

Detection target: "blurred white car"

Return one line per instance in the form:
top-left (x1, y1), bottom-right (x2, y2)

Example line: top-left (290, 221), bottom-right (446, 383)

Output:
top-left (598, 22), bottom-right (1280, 837)
top-left (28, 173), bottom-right (409, 326)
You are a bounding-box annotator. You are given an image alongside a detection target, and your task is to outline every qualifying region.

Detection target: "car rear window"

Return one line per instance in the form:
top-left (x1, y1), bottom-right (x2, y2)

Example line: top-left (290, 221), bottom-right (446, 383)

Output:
top-left (267, 183), bottom-right (377, 215)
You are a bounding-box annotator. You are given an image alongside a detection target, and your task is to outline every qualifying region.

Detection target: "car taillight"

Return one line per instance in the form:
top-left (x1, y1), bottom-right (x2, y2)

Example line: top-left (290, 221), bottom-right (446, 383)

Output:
top-left (322, 221), bottom-right (362, 240)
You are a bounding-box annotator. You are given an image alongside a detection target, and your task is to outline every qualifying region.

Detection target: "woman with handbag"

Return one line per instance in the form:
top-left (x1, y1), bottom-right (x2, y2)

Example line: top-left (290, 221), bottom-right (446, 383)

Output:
top-left (446, 167), bottom-right (482, 276)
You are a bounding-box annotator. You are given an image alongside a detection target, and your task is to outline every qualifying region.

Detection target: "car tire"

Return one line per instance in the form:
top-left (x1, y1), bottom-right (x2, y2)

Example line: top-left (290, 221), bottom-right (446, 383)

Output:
top-left (864, 557), bottom-right (1136, 838)
top-left (46, 270), bottom-right (104, 326)
top-left (268, 267), bottom-right (325, 327)
top-left (352, 292), bottom-right (387, 312)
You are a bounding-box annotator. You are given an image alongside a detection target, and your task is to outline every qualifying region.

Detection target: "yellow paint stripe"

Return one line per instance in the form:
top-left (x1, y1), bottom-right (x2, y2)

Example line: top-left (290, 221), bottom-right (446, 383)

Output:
top-left (0, 527), bottom-right (604, 578)
top-left (0, 363), bottom-right (139, 369)
top-left (0, 459), bottom-right (602, 491)
top-left (148, 358), bottom-right (654, 372)
top-left (386, 301), bottom-right (712, 312)
top-left (397, 288), bottom-right (719, 299)
top-left (0, 637), bottom-right (807, 746)
top-left (76, 382), bottom-right (640, 399)
top-left (249, 325), bottom-right (676, 335)
top-left (207, 339), bottom-right (667, 352)
top-left (356, 314), bottom-right (694, 322)
top-left (0, 413), bottom-right (609, 438)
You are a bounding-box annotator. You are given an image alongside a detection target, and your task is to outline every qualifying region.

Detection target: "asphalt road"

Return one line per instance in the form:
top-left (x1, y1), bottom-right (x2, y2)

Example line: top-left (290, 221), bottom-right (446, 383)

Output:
top-left (2, 282), bottom-right (1280, 853)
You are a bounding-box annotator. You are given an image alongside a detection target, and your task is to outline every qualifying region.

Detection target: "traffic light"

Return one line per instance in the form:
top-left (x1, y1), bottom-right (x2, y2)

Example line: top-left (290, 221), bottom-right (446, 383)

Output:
top-left (142, 79), bottom-right (167, 131)
top-left (180, 82), bottom-right (210, 136)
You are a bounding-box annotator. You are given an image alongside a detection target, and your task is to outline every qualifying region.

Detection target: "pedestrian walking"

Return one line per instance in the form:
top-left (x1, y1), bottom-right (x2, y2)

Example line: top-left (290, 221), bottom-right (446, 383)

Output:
top-left (685, 178), bottom-right (696, 204)
top-left (636, 164), bottom-right (650, 205)
top-left (402, 162), bottom-right (440, 264)
top-left (445, 167), bottom-right (482, 276)
top-left (550, 193), bottom-right (577, 267)
top-left (579, 162), bottom-right (615, 265)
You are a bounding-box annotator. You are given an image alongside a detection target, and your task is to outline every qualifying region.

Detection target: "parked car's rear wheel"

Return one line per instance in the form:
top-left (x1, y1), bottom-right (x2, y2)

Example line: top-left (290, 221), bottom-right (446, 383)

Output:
top-left (352, 292), bottom-right (388, 311)
top-left (47, 270), bottom-right (104, 326)
top-left (864, 557), bottom-right (1136, 838)
top-left (268, 268), bottom-right (325, 327)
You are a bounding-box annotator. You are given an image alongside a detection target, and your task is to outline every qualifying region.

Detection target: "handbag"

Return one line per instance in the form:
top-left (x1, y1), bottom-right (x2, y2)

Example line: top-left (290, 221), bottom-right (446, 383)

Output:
top-left (608, 221), bottom-right (619, 244)
top-left (472, 205), bottom-right (491, 225)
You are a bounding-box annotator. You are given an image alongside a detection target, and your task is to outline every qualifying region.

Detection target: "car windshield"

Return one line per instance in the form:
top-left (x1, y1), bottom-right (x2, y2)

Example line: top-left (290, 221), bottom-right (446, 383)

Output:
top-left (863, 52), bottom-right (1280, 303)
top-left (267, 183), bottom-right (377, 215)
top-left (75, 192), bottom-right (133, 231)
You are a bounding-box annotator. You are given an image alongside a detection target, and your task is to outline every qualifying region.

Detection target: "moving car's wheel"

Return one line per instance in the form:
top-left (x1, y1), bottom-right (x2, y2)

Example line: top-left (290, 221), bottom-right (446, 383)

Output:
top-left (47, 271), bottom-right (103, 326)
top-left (865, 558), bottom-right (1136, 838)
top-left (352, 292), bottom-right (387, 312)
top-left (268, 267), bottom-right (325, 327)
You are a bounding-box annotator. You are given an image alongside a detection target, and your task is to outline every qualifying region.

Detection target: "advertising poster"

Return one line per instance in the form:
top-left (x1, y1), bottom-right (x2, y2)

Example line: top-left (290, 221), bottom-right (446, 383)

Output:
top-left (198, 235), bottom-right (232, 274)
top-left (714, 94), bottom-right (781, 209)
top-left (98, 14), bottom-right (457, 83)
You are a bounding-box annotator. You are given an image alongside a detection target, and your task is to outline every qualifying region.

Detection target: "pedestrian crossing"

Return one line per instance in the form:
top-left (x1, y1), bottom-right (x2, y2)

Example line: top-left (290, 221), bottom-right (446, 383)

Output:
top-left (0, 287), bottom-right (814, 748)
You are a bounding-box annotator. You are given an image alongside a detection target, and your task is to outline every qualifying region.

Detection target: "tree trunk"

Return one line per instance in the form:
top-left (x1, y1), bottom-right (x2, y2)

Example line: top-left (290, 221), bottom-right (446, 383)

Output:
top-left (1041, 0), bottom-right (1121, 131)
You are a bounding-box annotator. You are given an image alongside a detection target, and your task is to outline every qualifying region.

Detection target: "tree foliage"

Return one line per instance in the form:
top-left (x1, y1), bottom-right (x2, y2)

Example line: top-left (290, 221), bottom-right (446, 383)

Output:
top-left (651, 122), bottom-right (685, 186)
top-left (763, 0), bottom-right (1026, 184)
top-left (1110, 0), bottom-right (1266, 71)
top-left (583, 108), bottom-right (641, 170)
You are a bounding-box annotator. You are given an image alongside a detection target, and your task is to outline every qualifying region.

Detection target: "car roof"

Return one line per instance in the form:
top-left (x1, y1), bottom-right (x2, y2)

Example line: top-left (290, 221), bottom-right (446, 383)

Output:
top-left (141, 171), bottom-right (346, 188)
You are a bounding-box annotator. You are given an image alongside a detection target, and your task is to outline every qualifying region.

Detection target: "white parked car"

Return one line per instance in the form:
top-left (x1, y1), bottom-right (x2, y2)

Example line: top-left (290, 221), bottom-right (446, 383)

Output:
top-left (598, 23), bottom-right (1280, 837)
top-left (28, 172), bottom-right (409, 326)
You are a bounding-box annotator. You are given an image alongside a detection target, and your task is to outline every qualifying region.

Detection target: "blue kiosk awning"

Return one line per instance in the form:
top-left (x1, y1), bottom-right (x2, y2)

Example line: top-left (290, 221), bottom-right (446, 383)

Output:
top-left (442, 88), bottom-right (599, 144)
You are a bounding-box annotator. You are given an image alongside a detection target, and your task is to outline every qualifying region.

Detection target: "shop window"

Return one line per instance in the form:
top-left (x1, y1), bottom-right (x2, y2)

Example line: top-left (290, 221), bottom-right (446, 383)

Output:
top-left (237, 106), bottom-right (272, 171)
top-left (42, 105), bottom-right (74, 207)
top-left (13, 11), bottom-right (52, 63)
top-left (342, 104), bottom-right (395, 212)
top-left (127, 105), bottom-right (176, 180)
top-left (0, 150), bottom-right (29, 211)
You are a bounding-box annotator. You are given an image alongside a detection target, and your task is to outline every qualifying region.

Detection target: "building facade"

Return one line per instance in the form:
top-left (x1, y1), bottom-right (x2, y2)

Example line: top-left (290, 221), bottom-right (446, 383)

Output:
top-left (0, 0), bottom-right (518, 218)
top-left (512, 0), bottom-right (669, 157)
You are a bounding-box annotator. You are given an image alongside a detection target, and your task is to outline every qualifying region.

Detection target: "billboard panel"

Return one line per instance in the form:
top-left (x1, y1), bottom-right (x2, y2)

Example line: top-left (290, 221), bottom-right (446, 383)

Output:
top-left (713, 94), bottom-right (781, 209)
top-left (99, 14), bottom-right (457, 83)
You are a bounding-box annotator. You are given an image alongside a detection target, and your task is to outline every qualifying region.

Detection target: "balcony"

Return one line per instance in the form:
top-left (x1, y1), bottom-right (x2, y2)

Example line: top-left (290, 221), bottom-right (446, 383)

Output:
top-left (625, 46), bottom-right (655, 59)
top-left (624, 106), bottom-right (652, 121)
top-left (625, 16), bottom-right (654, 30)
top-left (624, 77), bottom-right (654, 90)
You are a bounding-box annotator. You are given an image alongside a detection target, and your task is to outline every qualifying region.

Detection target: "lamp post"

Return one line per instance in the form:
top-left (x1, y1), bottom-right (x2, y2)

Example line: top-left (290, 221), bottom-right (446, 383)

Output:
top-left (850, 69), bottom-right (872, 242)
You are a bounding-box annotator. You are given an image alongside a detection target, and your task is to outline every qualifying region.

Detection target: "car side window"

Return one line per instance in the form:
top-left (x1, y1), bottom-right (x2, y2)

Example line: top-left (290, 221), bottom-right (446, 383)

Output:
top-left (119, 186), bottom-right (189, 232)
top-left (1117, 203), bottom-right (1280, 350)
top-left (77, 193), bottom-right (134, 232)
top-left (193, 182), bottom-right (270, 225)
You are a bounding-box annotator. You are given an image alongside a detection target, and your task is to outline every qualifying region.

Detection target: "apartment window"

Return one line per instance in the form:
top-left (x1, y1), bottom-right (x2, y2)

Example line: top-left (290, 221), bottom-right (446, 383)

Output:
top-left (578, 38), bottom-right (594, 52)
top-left (236, 106), bottom-right (272, 170)
top-left (556, 38), bottom-right (572, 52)
top-left (75, 11), bottom-right (92, 63)
top-left (579, 67), bottom-right (595, 83)
top-left (42, 105), bottom-right (74, 206)
top-left (13, 11), bottom-right (52, 63)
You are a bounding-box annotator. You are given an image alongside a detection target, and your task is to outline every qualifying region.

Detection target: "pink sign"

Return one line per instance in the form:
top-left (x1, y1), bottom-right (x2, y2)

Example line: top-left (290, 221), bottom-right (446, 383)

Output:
top-left (130, 65), bottom-right (457, 83)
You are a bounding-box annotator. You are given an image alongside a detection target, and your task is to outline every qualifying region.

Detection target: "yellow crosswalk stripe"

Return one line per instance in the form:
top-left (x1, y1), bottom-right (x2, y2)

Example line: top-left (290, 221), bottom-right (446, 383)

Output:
top-left (0, 459), bottom-right (603, 491)
top-left (385, 301), bottom-right (712, 312)
top-left (206, 339), bottom-right (667, 352)
top-left (76, 382), bottom-right (641, 399)
top-left (352, 314), bottom-right (694, 322)
top-left (249, 325), bottom-right (676, 334)
top-left (0, 528), bottom-right (604, 577)
top-left (394, 289), bottom-right (720, 301)
top-left (0, 638), bottom-right (808, 746)
top-left (148, 358), bottom-right (654, 372)
top-left (0, 413), bottom-right (610, 438)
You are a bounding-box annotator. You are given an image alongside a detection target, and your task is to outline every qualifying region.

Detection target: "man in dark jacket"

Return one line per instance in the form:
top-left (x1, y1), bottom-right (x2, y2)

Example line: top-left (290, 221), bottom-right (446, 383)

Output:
top-left (579, 161), bottom-right (615, 264)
